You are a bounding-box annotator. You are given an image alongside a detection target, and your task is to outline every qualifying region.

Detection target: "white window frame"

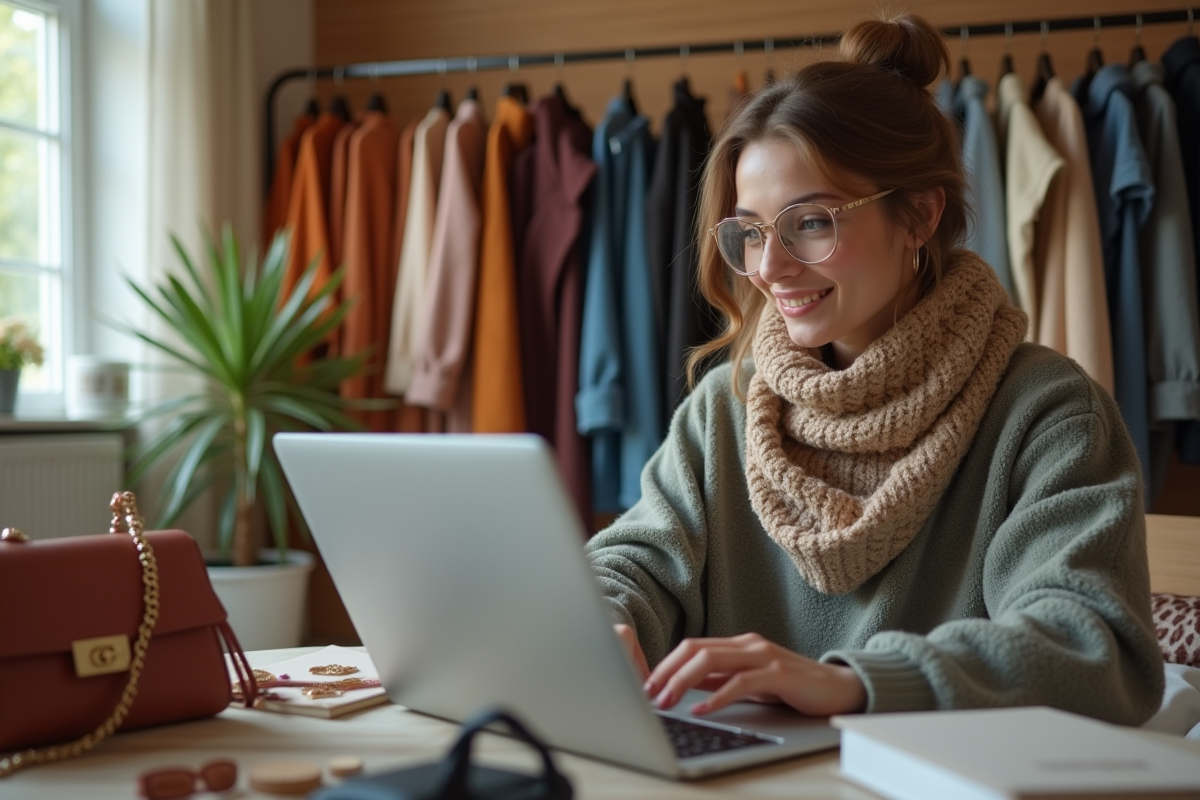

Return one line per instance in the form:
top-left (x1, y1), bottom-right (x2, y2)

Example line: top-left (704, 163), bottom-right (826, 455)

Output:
top-left (0, 0), bottom-right (84, 416)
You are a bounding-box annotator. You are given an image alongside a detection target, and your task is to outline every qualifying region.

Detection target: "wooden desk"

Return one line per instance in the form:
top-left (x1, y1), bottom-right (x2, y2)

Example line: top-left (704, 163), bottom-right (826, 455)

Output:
top-left (4, 648), bottom-right (870, 799)
top-left (7, 649), bottom-right (1198, 799)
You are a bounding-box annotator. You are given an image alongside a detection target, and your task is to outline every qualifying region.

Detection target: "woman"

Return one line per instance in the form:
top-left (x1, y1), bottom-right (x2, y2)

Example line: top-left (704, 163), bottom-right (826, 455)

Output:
top-left (586, 13), bottom-right (1164, 725)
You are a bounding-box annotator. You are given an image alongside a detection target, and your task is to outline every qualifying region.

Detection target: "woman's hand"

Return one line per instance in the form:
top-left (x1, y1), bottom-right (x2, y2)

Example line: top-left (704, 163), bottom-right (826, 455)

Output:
top-left (643, 632), bottom-right (867, 717)
top-left (614, 623), bottom-right (651, 682)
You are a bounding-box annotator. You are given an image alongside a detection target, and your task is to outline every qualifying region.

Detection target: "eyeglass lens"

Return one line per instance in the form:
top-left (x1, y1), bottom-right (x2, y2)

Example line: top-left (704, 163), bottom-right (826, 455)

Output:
top-left (714, 204), bottom-right (837, 274)
top-left (138, 759), bottom-right (237, 799)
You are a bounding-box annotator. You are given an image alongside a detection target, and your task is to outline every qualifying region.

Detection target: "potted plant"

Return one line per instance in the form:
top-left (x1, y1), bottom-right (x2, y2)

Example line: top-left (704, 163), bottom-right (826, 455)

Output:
top-left (121, 225), bottom-right (377, 648)
top-left (0, 318), bottom-right (44, 414)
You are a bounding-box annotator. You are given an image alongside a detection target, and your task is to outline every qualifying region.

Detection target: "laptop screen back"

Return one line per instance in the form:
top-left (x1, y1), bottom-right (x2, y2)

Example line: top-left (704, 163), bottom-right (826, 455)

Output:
top-left (274, 432), bottom-right (680, 775)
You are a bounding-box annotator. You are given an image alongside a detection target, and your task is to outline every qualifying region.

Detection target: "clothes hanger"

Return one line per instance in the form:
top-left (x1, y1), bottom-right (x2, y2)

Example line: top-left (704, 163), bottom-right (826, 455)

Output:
top-left (1076, 16), bottom-right (1104, 100)
top-left (366, 65), bottom-right (387, 113)
top-left (731, 41), bottom-right (750, 95)
top-left (763, 37), bottom-right (776, 86)
top-left (501, 54), bottom-right (529, 104)
top-left (552, 52), bottom-right (576, 111)
top-left (622, 78), bottom-right (638, 113)
top-left (676, 45), bottom-right (693, 94)
top-left (1030, 21), bottom-right (1056, 104)
top-left (429, 60), bottom-right (451, 112)
top-left (999, 22), bottom-right (1015, 77)
top-left (622, 48), bottom-right (640, 115)
top-left (1129, 14), bottom-right (1147, 66)
top-left (1086, 16), bottom-right (1105, 75)
top-left (463, 57), bottom-right (479, 102)
top-left (303, 70), bottom-right (320, 117)
top-left (502, 83), bottom-right (529, 103)
top-left (329, 65), bottom-right (352, 122)
top-left (958, 27), bottom-right (972, 81)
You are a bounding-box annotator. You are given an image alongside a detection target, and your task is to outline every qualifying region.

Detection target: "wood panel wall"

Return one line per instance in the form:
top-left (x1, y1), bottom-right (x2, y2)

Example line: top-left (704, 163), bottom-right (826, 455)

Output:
top-left (300, 0), bottom-right (1198, 643)
top-left (311, 0), bottom-right (1183, 131)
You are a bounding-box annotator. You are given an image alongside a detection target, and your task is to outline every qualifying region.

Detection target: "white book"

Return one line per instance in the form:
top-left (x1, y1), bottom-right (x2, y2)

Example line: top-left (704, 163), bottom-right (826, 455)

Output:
top-left (832, 706), bottom-right (1200, 800)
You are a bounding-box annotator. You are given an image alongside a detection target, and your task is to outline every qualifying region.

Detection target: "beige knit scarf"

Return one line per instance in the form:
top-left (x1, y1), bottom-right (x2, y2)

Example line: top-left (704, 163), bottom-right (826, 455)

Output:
top-left (745, 250), bottom-right (1028, 595)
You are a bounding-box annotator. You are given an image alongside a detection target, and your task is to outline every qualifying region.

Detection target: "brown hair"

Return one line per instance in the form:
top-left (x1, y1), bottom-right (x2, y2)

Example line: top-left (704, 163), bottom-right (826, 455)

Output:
top-left (686, 11), bottom-right (967, 397)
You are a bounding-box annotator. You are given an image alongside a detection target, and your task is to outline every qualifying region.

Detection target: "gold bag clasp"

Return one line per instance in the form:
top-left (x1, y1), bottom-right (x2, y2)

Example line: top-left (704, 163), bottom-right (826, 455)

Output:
top-left (72, 634), bottom-right (131, 678)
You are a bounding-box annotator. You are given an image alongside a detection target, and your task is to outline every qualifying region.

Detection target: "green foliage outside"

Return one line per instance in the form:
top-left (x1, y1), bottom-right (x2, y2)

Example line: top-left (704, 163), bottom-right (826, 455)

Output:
top-left (0, 3), bottom-right (52, 391)
top-left (0, 3), bottom-right (42, 264)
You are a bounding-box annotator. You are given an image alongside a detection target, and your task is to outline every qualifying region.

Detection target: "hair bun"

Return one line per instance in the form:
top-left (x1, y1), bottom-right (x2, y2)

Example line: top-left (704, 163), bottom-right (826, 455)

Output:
top-left (839, 13), bottom-right (950, 88)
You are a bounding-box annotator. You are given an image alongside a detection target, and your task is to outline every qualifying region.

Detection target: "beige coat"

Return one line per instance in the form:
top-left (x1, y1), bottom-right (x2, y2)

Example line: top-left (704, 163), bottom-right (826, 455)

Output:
top-left (384, 106), bottom-right (450, 396)
top-left (1032, 76), bottom-right (1115, 394)
top-left (997, 73), bottom-right (1063, 342)
top-left (407, 100), bottom-right (488, 432)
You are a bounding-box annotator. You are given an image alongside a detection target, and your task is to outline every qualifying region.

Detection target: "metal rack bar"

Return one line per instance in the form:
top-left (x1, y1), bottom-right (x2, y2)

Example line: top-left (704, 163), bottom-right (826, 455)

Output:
top-left (265, 7), bottom-right (1195, 192)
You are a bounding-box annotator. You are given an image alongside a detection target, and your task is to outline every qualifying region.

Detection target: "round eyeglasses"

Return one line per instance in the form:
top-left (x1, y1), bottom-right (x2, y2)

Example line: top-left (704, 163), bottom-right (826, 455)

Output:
top-left (708, 188), bottom-right (895, 276)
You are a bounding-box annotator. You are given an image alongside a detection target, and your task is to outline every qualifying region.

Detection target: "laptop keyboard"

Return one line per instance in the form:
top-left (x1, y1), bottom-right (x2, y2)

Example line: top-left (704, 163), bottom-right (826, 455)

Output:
top-left (658, 715), bottom-right (778, 759)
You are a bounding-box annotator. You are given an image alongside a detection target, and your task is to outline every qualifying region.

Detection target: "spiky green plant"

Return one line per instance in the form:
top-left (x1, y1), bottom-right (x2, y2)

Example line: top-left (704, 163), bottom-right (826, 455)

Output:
top-left (123, 226), bottom-right (375, 567)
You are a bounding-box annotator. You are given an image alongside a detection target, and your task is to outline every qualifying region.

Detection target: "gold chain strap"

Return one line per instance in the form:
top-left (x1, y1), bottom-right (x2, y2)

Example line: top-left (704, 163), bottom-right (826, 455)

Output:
top-left (0, 491), bottom-right (160, 778)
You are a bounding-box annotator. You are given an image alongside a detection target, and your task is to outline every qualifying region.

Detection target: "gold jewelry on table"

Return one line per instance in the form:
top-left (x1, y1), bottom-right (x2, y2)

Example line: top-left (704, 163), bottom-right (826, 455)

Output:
top-left (308, 664), bottom-right (359, 676)
top-left (302, 685), bottom-right (345, 699)
top-left (253, 669), bottom-right (277, 683)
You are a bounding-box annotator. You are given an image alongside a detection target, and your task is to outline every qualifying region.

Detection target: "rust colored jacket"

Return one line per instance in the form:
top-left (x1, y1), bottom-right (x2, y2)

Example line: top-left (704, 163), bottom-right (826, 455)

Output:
top-left (263, 112), bottom-right (315, 247)
top-left (340, 111), bottom-right (401, 430)
top-left (471, 97), bottom-right (534, 432)
top-left (328, 119), bottom-right (360, 272)
top-left (281, 112), bottom-right (347, 326)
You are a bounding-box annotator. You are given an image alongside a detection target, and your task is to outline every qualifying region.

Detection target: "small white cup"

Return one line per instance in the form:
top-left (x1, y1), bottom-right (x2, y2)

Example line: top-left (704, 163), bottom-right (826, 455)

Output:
top-left (66, 356), bottom-right (130, 420)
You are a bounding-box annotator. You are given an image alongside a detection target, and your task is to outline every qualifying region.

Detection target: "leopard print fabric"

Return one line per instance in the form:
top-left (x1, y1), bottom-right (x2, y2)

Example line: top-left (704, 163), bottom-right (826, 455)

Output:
top-left (1152, 593), bottom-right (1200, 667)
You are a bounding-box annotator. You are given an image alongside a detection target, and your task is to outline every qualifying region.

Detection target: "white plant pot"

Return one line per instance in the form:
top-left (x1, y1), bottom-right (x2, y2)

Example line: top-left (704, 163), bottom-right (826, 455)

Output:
top-left (207, 549), bottom-right (315, 651)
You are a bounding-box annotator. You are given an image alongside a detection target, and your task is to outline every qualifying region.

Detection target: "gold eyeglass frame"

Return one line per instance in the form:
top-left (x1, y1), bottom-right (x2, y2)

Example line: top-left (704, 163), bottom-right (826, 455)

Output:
top-left (708, 188), bottom-right (896, 275)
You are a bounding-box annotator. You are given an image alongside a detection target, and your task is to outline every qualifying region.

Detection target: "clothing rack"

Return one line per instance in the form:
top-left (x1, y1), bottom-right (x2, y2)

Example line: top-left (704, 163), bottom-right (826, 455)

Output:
top-left (264, 7), bottom-right (1195, 193)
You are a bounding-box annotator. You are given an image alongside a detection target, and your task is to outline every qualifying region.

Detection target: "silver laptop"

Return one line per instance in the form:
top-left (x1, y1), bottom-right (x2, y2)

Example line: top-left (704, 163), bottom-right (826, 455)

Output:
top-left (274, 432), bottom-right (840, 779)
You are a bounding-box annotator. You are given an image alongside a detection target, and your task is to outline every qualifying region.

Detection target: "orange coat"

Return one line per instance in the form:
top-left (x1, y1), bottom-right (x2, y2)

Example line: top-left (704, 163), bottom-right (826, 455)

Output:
top-left (340, 112), bottom-right (401, 430)
top-left (328, 120), bottom-right (360, 272)
top-left (471, 97), bottom-right (534, 432)
top-left (281, 112), bottom-right (347, 342)
top-left (263, 112), bottom-right (315, 248)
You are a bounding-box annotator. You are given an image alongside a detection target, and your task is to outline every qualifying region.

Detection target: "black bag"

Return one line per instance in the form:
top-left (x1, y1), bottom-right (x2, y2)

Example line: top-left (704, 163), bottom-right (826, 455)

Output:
top-left (310, 708), bottom-right (572, 800)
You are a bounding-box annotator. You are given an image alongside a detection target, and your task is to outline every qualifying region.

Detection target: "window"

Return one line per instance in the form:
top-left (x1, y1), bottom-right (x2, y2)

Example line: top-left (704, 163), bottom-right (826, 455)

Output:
top-left (0, 0), bottom-right (77, 409)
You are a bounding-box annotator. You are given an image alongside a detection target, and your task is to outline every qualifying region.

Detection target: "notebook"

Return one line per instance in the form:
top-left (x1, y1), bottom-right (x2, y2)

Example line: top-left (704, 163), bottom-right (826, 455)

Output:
top-left (833, 706), bottom-right (1200, 799)
top-left (235, 645), bottom-right (389, 719)
top-left (274, 432), bottom-right (840, 779)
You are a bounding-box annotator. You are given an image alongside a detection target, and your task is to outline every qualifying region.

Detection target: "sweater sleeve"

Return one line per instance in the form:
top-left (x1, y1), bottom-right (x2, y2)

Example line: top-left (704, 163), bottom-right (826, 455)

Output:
top-left (584, 375), bottom-right (726, 666)
top-left (824, 378), bottom-right (1165, 726)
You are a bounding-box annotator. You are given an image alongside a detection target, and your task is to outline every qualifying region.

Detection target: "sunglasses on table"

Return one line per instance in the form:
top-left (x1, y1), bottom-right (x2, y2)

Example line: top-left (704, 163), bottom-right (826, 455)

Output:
top-left (137, 759), bottom-right (237, 799)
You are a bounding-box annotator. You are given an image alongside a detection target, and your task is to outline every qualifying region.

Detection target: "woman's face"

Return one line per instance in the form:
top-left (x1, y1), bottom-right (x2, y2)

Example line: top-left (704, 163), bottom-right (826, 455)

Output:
top-left (735, 138), bottom-right (920, 368)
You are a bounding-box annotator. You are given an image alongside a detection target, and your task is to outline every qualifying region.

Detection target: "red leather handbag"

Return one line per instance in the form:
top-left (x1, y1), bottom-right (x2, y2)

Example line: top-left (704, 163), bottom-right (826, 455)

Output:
top-left (0, 492), bottom-right (257, 777)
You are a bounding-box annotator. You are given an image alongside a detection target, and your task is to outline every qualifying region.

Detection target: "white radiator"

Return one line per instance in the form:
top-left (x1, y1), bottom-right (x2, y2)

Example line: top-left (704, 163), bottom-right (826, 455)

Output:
top-left (0, 433), bottom-right (124, 539)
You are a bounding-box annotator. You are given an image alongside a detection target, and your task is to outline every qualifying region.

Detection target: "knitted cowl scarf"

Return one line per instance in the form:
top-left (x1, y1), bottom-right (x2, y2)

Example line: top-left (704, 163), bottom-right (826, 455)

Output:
top-left (745, 250), bottom-right (1028, 595)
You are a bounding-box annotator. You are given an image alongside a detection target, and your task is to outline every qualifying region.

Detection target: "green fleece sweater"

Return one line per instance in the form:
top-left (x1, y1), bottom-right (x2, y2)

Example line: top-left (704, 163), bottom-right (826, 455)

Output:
top-left (585, 343), bottom-right (1165, 724)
